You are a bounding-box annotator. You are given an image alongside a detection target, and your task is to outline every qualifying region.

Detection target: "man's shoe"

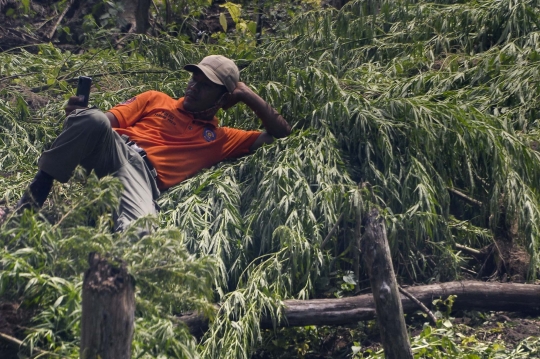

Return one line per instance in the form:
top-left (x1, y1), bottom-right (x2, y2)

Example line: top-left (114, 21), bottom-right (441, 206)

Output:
top-left (16, 170), bottom-right (54, 213)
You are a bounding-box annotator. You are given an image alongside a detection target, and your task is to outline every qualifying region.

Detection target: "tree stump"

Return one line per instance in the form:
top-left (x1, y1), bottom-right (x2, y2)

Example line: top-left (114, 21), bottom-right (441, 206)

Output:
top-left (80, 253), bottom-right (135, 359)
top-left (360, 208), bottom-right (413, 359)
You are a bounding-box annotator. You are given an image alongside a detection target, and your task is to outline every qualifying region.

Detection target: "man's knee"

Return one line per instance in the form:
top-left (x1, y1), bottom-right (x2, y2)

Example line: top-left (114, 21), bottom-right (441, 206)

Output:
top-left (65, 108), bottom-right (111, 135)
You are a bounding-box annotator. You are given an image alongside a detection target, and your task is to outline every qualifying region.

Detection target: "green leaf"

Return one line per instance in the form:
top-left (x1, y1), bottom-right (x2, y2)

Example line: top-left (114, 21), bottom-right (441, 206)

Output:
top-left (21, 0), bottom-right (30, 12)
top-left (236, 22), bottom-right (247, 32)
top-left (220, 2), bottom-right (241, 24)
top-left (219, 12), bottom-right (228, 32)
top-left (343, 273), bottom-right (355, 285)
top-left (442, 320), bottom-right (452, 328)
top-left (53, 295), bottom-right (65, 308)
top-left (247, 21), bottom-right (257, 35)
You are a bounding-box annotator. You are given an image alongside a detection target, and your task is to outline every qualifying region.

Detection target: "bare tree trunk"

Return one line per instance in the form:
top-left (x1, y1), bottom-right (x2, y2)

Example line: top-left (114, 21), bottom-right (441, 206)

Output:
top-left (80, 253), bottom-right (135, 359)
top-left (135, 0), bottom-right (151, 34)
top-left (255, 0), bottom-right (264, 46)
top-left (164, 0), bottom-right (172, 25)
top-left (119, 0), bottom-right (151, 33)
top-left (361, 208), bottom-right (413, 359)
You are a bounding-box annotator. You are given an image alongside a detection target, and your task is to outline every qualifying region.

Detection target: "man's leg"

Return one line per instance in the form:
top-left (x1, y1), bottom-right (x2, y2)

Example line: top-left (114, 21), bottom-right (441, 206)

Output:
top-left (16, 170), bottom-right (54, 211)
top-left (18, 108), bottom-right (116, 212)
top-left (21, 108), bottom-right (159, 231)
top-left (112, 144), bottom-right (160, 233)
top-left (38, 108), bottom-right (122, 183)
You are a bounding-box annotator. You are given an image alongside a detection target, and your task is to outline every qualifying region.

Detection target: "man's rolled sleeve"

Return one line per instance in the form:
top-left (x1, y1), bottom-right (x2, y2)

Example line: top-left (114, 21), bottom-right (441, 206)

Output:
top-left (221, 127), bottom-right (262, 158)
top-left (108, 91), bottom-right (157, 128)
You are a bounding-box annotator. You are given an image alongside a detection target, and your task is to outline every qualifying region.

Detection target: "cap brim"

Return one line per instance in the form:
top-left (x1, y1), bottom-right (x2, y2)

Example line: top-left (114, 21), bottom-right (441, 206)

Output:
top-left (184, 64), bottom-right (224, 88)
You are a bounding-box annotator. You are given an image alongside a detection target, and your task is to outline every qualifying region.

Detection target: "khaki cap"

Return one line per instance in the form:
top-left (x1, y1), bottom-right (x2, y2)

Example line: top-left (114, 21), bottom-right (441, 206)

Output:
top-left (184, 55), bottom-right (239, 93)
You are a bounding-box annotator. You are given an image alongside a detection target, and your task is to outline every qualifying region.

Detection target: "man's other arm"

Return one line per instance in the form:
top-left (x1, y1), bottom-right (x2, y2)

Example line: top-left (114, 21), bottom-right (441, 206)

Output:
top-left (105, 112), bottom-right (119, 128)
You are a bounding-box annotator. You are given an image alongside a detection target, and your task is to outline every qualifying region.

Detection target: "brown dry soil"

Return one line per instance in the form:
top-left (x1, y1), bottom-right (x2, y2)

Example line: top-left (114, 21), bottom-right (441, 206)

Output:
top-left (1, 298), bottom-right (539, 358)
top-left (253, 312), bottom-right (540, 359)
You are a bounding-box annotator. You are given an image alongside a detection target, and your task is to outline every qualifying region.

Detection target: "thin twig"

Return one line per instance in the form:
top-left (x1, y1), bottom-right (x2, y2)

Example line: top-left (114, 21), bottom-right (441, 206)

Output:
top-left (460, 266), bottom-right (477, 276)
top-left (398, 286), bottom-right (437, 325)
top-left (492, 239), bottom-right (507, 271)
top-left (56, 46), bottom-right (107, 83)
top-left (321, 213), bottom-right (344, 248)
top-left (0, 72), bottom-right (40, 83)
top-left (35, 18), bottom-right (54, 31)
top-left (447, 187), bottom-right (483, 207)
top-left (0, 331), bottom-right (55, 357)
top-left (114, 33), bottom-right (136, 47)
top-left (477, 244), bottom-right (495, 279)
top-left (48, 0), bottom-right (74, 40)
top-left (152, 0), bottom-right (160, 19)
top-left (455, 243), bottom-right (481, 256)
top-left (8, 27), bottom-right (40, 41)
top-left (31, 70), bottom-right (168, 93)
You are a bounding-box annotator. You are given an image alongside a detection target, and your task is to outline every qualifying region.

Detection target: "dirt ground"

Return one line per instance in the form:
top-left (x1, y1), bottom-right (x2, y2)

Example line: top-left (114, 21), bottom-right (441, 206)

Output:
top-left (253, 310), bottom-right (540, 359)
top-left (2, 302), bottom-right (539, 358)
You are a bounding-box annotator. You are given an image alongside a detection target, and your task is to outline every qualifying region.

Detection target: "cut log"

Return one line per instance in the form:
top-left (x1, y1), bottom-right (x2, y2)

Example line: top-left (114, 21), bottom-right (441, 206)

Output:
top-left (360, 208), bottom-right (413, 359)
top-left (180, 281), bottom-right (540, 333)
top-left (80, 253), bottom-right (135, 359)
top-left (268, 281), bottom-right (540, 327)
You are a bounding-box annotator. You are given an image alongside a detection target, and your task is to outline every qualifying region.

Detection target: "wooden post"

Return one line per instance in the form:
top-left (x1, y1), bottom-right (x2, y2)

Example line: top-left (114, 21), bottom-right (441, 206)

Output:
top-left (360, 208), bottom-right (413, 359)
top-left (80, 253), bottom-right (135, 359)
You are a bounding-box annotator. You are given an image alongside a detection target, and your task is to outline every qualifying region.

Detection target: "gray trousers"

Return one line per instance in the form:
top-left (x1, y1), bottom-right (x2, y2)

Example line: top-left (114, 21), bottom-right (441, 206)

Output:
top-left (38, 108), bottom-right (160, 232)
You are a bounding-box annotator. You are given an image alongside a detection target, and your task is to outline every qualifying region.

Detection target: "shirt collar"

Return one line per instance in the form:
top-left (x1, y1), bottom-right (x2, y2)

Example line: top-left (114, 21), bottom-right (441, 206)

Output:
top-left (177, 97), bottom-right (219, 127)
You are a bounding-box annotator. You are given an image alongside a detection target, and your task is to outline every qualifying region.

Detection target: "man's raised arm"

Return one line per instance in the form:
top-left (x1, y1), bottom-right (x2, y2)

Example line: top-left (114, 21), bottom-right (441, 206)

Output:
top-left (222, 82), bottom-right (291, 151)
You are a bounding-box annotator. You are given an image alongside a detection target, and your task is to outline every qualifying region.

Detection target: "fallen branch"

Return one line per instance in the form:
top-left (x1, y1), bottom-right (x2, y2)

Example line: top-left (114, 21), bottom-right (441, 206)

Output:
top-left (48, 0), bottom-right (74, 40)
top-left (321, 213), bottom-right (344, 248)
top-left (179, 281), bottom-right (540, 333)
top-left (398, 286), bottom-right (437, 325)
top-left (0, 72), bottom-right (40, 83)
top-left (460, 266), bottom-right (478, 276)
top-left (447, 188), bottom-right (483, 207)
top-left (0, 331), bottom-right (54, 357)
top-left (455, 243), bottom-right (482, 257)
top-left (31, 70), bottom-right (168, 92)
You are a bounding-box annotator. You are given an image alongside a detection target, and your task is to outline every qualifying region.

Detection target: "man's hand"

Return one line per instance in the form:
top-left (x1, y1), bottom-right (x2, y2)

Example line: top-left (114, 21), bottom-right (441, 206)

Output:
top-left (65, 95), bottom-right (88, 116)
top-left (220, 82), bottom-right (250, 110)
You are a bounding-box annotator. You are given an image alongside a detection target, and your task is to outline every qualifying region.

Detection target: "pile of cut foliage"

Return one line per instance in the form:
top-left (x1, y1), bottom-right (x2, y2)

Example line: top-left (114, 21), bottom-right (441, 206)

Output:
top-left (1, 0), bottom-right (540, 358)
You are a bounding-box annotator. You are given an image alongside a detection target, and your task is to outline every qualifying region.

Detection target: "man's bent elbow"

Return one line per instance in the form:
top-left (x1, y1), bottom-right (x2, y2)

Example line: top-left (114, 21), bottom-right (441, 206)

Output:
top-left (269, 118), bottom-right (292, 139)
top-left (273, 127), bottom-right (291, 139)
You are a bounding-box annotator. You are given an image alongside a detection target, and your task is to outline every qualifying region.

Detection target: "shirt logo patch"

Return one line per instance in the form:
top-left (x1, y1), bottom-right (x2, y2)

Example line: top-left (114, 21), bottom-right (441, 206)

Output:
top-left (203, 128), bottom-right (216, 142)
top-left (120, 96), bottom-right (137, 105)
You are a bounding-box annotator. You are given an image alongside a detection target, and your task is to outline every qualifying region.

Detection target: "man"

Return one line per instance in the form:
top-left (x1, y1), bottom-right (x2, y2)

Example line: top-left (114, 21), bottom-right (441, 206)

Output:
top-left (17, 55), bottom-right (291, 232)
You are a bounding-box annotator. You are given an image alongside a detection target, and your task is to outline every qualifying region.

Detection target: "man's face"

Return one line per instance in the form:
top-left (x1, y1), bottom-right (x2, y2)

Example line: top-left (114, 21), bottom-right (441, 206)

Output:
top-left (183, 69), bottom-right (227, 113)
